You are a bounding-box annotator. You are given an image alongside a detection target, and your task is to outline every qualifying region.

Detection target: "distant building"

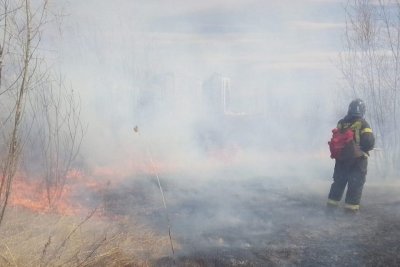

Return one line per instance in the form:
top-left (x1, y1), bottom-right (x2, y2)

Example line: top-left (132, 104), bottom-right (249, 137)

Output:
top-left (202, 73), bottom-right (231, 115)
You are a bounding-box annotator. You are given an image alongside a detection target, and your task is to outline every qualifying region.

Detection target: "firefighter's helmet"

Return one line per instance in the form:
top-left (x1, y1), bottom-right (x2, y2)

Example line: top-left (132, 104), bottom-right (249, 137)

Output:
top-left (348, 98), bottom-right (366, 118)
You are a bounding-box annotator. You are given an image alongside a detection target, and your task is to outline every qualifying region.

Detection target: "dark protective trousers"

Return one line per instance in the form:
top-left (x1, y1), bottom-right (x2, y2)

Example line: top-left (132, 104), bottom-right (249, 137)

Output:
top-left (328, 157), bottom-right (368, 205)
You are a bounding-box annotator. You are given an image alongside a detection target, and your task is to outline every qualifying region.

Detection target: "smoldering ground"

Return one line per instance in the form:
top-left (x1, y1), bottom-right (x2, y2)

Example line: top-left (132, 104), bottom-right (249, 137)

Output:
top-left (80, 167), bottom-right (400, 266)
top-left (8, 139), bottom-right (400, 266)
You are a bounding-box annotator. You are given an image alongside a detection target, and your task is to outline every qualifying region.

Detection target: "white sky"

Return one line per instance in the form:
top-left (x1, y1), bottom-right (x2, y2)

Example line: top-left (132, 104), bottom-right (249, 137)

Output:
top-left (53, 0), bottom-right (345, 74)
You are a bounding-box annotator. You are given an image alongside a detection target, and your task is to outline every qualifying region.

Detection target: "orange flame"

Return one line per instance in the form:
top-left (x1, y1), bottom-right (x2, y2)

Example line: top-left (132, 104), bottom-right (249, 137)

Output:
top-left (9, 169), bottom-right (113, 216)
top-left (9, 160), bottom-right (174, 216)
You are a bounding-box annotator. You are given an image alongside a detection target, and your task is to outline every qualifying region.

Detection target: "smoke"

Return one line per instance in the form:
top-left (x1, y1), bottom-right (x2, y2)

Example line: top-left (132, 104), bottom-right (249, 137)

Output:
top-left (48, 0), bottom-right (343, 173)
top-left (35, 0), bottom-right (394, 263)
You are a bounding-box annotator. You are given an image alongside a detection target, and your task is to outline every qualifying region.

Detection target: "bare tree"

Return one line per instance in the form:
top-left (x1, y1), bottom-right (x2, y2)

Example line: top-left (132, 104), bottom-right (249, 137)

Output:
top-left (24, 73), bottom-right (85, 208)
top-left (0, 0), bottom-right (36, 225)
top-left (340, 0), bottom-right (400, 177)
top-left (0, 0), bottom-right (84, 224)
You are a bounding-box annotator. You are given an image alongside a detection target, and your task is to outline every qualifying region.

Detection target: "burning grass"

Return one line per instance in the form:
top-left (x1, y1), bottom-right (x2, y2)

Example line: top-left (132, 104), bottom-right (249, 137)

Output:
top-left (0, 166), bottom-right (177, 266)
top-left (0, 207), bottom-right (171, 266)
top-left (4, 165), bottom-right (400, 266)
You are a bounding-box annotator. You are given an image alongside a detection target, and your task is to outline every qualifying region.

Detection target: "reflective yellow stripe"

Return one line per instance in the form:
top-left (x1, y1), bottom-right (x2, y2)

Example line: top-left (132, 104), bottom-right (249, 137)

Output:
top-left (344, 203), bottom-right (360, 210)
top-left (361, 128), bottom-right (372, 134)
top-left (327, 199), bottom-right (339, 206)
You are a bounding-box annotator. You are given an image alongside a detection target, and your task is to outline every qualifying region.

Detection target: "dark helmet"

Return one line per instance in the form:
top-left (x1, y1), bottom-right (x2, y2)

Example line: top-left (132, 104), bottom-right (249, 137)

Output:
top-left (348, 98), bottom-right (366, 118)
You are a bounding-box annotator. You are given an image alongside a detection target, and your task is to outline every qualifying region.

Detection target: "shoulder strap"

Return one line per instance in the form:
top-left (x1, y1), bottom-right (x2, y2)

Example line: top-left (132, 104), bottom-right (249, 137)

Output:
top-left (350, 121), bottom-right (362, 144)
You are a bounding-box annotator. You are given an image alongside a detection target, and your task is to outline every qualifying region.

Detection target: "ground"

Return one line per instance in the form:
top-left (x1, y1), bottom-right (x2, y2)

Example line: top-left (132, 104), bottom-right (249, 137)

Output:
top-left (100, 173), bottom-right (400, 266)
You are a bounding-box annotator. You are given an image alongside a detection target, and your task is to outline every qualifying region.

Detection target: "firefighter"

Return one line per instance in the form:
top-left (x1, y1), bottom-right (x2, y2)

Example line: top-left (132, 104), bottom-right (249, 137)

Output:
top-left (327, 99), bottom-right (375, 213)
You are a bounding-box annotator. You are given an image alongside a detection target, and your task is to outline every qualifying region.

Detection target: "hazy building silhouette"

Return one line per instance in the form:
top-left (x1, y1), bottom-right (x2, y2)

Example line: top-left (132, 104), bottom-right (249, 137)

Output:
top-left (202, 73), bottom-right (231, 115)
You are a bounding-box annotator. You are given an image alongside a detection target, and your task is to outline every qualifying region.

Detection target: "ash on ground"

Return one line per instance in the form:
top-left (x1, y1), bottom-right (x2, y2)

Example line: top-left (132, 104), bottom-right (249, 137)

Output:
top-left (95, 174), bottom-right (400, 266)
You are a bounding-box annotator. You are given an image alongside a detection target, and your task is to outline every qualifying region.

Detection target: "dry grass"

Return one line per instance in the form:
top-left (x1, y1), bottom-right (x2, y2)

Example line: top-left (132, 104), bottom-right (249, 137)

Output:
top-left (0, 207), bottom-right (171, 267)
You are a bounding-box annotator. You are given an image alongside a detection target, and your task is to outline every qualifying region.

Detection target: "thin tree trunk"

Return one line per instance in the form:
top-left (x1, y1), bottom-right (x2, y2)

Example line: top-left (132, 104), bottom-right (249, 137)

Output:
top-left (0, 0), bottom-right (31, 225)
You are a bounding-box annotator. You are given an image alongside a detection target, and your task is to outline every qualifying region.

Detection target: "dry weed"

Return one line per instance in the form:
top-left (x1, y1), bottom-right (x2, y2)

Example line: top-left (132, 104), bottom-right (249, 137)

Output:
top-left (0, 207), bottom-right (171, 266)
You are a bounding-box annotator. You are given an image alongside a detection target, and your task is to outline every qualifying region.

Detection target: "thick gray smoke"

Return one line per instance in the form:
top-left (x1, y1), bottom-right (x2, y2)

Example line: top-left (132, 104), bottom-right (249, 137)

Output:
top-left (47, 0), bottom-right (345, 173)
top-left (39, 0), bottom-right (396, 264)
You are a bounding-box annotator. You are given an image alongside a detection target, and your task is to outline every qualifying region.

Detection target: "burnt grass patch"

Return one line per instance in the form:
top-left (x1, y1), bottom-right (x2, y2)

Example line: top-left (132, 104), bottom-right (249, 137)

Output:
top-left (94, 175), bottom-right (400, 266)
